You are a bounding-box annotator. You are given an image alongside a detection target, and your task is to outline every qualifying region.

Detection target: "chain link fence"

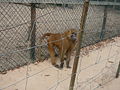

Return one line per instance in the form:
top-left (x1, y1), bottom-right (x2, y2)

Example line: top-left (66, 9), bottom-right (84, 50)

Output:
top-left (0, 1), bottom-right (120, 73)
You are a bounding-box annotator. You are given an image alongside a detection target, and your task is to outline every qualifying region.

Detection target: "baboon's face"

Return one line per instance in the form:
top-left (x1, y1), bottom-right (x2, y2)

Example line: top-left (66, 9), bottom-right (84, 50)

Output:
top-left (68, 29), bottom-right (77, 41)
top-left (70, 32), bottom-right (77, 41)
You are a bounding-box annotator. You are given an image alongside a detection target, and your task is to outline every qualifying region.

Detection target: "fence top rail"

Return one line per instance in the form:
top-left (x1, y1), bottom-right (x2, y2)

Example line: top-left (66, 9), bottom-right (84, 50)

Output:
top-left (1, 1), bottom-right (120, 6)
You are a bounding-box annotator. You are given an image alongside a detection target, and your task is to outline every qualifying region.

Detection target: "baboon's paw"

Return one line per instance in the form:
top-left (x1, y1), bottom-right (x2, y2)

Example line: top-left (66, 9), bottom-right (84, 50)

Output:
top-left (54, 64), bottom-right (60, 68)
top-left (67, 66), bottom-right (71, 69)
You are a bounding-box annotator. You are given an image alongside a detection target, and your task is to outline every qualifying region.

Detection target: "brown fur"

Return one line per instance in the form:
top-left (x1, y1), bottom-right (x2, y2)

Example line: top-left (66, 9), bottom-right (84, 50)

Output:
top-left (40, 29), bottom-right (77, 69)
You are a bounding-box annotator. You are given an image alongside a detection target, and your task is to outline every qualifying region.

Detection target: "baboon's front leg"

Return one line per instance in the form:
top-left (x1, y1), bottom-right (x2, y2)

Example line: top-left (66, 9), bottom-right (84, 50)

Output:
top-left (48, 44), bottom-right (59, 68)
top-left (59, 49), bottom-right (65, 69)
top-left (66, 50), bottom-right (72, 68)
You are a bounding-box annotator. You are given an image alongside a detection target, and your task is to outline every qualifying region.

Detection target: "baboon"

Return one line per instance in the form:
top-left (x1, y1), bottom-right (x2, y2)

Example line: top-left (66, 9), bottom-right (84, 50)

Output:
top-left (40, 29), bottom-right (78, 69)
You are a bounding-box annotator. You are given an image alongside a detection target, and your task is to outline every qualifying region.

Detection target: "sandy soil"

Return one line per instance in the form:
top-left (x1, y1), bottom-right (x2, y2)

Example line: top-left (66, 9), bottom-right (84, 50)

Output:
top-left (0, 36), bottom-right (120, 90)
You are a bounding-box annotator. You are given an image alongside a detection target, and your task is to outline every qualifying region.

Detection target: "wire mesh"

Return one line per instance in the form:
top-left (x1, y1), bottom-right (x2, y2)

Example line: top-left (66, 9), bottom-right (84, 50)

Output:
top-left (0, 1), bottom-right (120, 90)
top-left (0, 2), bottom-right (120, 72)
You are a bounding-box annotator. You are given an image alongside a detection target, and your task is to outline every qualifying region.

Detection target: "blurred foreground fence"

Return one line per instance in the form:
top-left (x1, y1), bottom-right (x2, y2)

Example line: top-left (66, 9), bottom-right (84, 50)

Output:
top-left (0, 0), bottom-right (120, 72)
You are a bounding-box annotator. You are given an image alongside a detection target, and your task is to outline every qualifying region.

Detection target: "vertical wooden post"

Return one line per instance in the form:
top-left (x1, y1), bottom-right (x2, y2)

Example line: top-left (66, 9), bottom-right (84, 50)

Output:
top-left (100, 5), bottom-right (107, 40)
top-left (113, 0), bottom-right (117, 9)
top-left (116, 61), bottom-right (120, 78)
top-left (30, 3), bottom-right (36, 61)
top-left (69, 0), bottom-right (89, 90)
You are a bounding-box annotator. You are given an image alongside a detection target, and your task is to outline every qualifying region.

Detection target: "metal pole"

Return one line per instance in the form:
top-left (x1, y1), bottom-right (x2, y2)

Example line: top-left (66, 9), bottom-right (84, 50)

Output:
top-left (69, 0), bottom-right (90, 90)
top-left (116, 61), bottom-right (120, 78)
top-left (30, 3), bottom-right (36, 61)
top-left (100, 5), bottom-right (107, 40)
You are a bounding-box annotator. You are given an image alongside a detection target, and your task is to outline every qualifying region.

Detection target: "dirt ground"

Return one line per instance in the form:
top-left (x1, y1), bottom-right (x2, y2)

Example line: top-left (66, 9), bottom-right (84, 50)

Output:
top-left (0, 36), bottom-right (120, 90)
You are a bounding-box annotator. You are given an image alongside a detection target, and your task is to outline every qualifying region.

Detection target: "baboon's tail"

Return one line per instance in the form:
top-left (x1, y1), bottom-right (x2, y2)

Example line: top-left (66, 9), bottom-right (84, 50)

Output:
top-left (39, 33), bottom-right (52, 42)
top-left (41, 33), bottom-right (51, 39)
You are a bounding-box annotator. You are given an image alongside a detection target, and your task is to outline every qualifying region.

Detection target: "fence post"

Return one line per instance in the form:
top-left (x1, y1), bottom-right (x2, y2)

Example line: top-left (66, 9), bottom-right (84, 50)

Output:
top-left (116, 61), bottom-right (120, 78)
top-left (113, 0), bottom-right (117, 9)
top-left (69, 0), bottom-right (89, 90)
top-left (100, 5), bottom-right (107, 40)
top-left (30, 3), bottom-right (36, 61)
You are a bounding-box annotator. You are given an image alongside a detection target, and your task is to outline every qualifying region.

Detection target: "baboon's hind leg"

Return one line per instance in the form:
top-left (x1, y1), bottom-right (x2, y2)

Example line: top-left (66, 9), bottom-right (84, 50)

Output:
top-left (48, 44), bottom-right (59, 68)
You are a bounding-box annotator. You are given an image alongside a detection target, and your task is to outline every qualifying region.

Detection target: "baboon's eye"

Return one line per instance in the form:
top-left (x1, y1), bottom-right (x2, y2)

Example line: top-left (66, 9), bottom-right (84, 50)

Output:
top-left (72, 32), bottom-right (77, 36)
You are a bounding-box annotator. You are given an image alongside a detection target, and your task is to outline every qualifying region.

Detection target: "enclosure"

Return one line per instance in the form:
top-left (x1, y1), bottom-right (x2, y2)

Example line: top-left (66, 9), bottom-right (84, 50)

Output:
top-left (0, 0), bottom-right (120, 90)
